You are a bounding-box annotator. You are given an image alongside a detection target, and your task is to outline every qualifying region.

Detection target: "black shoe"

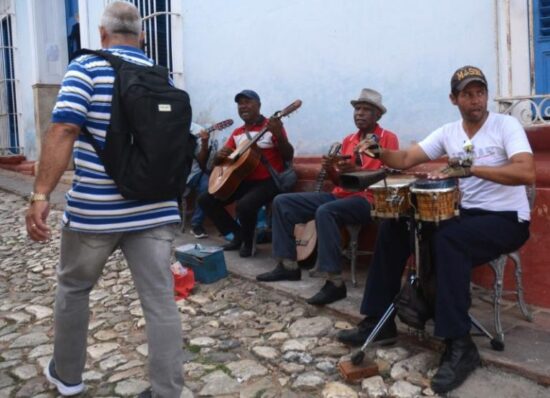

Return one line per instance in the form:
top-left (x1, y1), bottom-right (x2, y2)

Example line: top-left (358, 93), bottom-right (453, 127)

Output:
top-left (306, 280), bottom-right (347, 305)
top-left (256, 263), bottom-right (301, 282)
top-left (191, 225), bottom-right (208, 239)
top-left (431, 335), bottom-right (481, 394)
top-left (337, 316), bottom-right (397, 347)
top-left (223, 236), bottom-right (242, 251)
top-left (239, 244), bottom-right (255, 258)
top-left (137, 388), bottom-right (152, 398)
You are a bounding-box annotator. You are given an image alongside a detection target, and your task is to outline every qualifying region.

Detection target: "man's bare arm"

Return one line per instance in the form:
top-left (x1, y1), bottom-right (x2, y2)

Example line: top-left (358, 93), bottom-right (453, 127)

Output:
top-left (34, 123), bottom-right (80, 194)
top-left (378, 144), bottom-right (431, 170)
top-left (471, 152), bottom-right (535, 186)
top-left (26, 123), bottom-right (79, 241)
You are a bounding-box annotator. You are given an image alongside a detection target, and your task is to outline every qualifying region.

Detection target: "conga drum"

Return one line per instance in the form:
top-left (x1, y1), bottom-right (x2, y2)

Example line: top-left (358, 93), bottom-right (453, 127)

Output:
top-left (409, 179), bottom-right (459, 223)
top-left (370, 176), bottom-right (417, 219)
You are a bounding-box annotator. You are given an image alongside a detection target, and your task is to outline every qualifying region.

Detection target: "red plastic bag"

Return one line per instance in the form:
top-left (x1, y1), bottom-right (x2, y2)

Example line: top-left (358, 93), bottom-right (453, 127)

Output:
top-left (171, 261), bottom-right (195, 300)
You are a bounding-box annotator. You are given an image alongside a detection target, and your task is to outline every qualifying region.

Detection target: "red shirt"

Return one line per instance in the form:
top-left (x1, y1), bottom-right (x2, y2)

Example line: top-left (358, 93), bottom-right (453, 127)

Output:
top-left (225, 117), bottom-right (288, 181)
top-left (332, 125), bottom-right (399, 201)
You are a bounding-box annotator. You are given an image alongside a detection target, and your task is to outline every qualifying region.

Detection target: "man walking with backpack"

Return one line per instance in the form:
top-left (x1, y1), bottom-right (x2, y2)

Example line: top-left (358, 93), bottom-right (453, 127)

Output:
top-left (25, 2), bottom-right (187, 397)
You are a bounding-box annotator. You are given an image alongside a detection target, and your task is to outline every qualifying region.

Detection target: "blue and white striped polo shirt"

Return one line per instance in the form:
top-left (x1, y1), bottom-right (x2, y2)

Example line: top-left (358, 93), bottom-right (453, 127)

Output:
top-left (52, 45), bottom-right (181, 233)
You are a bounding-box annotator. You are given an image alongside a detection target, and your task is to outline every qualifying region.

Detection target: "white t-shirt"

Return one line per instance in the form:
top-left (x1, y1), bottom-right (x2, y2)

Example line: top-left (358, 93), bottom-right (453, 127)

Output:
top-left (419, 112), bottom-right (532, 221)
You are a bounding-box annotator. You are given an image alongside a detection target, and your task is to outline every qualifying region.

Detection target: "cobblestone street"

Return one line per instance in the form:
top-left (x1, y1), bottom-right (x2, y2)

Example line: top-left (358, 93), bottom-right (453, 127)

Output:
top-left (1, 190), bottom-right (549, 398)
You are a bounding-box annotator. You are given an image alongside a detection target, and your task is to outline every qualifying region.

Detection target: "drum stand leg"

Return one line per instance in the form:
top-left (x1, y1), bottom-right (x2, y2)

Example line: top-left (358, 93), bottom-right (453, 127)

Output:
top-left (350, 302), bottom-right (397, 365)
top-left (350, 219), bottom-right (421, 366)
top-left (469, 313), bottom-right (505, 351)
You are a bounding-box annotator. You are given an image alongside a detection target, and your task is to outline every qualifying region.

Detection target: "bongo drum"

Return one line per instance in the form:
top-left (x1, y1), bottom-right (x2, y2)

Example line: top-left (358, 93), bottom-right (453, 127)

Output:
top-left (409, 178), bottom-right (459, 223)
top-left (370, 176), bottom-right (417, 219)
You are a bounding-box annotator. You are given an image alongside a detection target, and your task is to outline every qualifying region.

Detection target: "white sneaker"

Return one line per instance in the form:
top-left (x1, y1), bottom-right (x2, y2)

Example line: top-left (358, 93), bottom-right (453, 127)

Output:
top-left (44, 360), bottom-right (85, 396)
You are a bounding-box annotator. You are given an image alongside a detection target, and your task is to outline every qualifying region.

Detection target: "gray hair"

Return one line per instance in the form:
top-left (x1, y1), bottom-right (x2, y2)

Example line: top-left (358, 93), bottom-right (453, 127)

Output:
top-left (100, 1), bottom-right (141, 36)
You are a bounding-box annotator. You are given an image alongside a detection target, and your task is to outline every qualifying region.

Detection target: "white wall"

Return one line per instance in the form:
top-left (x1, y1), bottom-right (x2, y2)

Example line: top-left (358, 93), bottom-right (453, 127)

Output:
top-left (14, 0), bottom-right (36, 158)
top-left (179, 0), bottom-right (499, 154)
top-left (16, 0), bottom-right (68, 159)
top-left (34, 0), bottom-right (533, 157)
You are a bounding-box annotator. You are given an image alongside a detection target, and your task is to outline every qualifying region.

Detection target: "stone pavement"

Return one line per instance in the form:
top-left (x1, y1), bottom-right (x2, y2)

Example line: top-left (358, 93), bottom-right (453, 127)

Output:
top-left (1, 168), bottom-right (549, 398)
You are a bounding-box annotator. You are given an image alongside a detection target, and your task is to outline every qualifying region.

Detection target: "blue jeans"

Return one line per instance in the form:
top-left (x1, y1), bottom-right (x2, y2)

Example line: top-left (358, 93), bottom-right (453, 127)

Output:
top-left (271, 192), bottom-right (372, 273)
top-left (53, 224), bottom-right (183, 398)
top-left (186, 172), bottom-right (209, 227)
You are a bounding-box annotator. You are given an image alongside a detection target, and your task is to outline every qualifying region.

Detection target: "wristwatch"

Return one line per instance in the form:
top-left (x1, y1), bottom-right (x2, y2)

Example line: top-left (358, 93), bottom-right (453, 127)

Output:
top-left (29, 192), bottom-right (50, 204)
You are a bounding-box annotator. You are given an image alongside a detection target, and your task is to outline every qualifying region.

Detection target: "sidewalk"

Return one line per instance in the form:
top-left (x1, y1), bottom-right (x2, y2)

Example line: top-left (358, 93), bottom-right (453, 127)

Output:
top-left (2, 168), bottom-right (549, 389)
top-left (201, 236), bottom-right (550, 387)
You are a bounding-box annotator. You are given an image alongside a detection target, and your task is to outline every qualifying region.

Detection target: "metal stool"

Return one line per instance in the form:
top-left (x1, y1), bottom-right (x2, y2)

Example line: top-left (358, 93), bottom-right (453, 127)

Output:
top-left (479, 184), bottom-right (535, 343)
top-left (486, 251), bottom-right (533, 343)
top-left (343, 224), bottom-right (373, 286)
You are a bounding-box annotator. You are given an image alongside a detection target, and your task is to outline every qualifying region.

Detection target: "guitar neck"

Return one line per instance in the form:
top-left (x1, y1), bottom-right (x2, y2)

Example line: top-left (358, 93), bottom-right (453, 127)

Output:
top-left (314, 142), bottom-right (341, 192)
top-left (204, 125), bottom-right (216, 135)
top-left (314, 169), bottom-right (328, 192)
top-left (229, 124), bottom-right (270, 160)
top-left (204, 120), bottom-right (233, 135)
top-left (228, 100), bottom-right (301, 161)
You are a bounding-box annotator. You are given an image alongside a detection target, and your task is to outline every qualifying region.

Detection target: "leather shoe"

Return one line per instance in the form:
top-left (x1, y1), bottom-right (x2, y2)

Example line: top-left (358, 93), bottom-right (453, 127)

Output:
top-left (306, 280), bottom-right (346, 305)
top-left (256, 263), bottom-right (301, 282)
top-left (239, 244), bottom-right (254, 258)
top-left (431, 335), bottom-right (481, 394)
top-left (337, 316), bottom-right (397, 347)
top-left (137, 388), bottom-right (152, 398)
top-left (223, 236), bottom-right (242, 251)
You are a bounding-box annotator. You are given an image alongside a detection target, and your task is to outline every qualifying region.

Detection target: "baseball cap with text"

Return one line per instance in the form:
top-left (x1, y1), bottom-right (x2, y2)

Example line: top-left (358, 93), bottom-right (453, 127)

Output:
top-left (450, 66), bottom-right (487, 93)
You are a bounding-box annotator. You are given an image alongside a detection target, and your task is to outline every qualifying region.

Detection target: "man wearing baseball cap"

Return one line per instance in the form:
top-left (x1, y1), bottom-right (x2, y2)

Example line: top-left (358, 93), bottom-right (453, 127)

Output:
top-left (342, 65), bottom-right (534, 394)
top-left (199, 89), bottom-right (294, 257)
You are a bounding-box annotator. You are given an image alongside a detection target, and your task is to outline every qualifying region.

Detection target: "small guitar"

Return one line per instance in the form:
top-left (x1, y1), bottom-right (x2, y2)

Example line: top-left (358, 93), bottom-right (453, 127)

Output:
top-left (203, 119), bottom-right (234, 135)
top-left (294, 142), bottom-right (342, 266)
top-left (201, 119), bottom-right (234, 171)
top-left (208, 100), bottom-right (302, 200)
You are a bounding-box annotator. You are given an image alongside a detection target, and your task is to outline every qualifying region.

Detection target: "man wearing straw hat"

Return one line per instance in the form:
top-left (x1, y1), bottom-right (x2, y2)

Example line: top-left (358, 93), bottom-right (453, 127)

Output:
top-left (256, 88), bottom-right (399, 306)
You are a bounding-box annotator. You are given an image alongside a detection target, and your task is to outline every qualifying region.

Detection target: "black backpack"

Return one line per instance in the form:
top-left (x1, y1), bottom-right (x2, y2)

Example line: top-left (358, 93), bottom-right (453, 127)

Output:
top-left (76, 49), bottom-right (195, 201)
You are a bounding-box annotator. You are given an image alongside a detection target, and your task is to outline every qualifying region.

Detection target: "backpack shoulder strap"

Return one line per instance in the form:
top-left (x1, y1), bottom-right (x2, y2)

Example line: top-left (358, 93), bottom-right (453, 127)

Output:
top-left (72, 48), bottom-right (125, 71)
top-left (80, 126), bottom-right (105, 158)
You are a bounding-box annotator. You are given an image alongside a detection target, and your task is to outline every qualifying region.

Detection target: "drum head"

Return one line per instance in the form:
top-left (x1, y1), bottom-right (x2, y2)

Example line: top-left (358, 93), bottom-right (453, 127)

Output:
top-left (371, 176), bottom-right (417, 189)
top-left (410, 178), bottom-right (457, 191)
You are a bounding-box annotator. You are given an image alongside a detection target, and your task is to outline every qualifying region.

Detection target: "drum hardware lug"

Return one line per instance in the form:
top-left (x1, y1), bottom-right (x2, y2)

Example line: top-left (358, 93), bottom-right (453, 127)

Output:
top-left (386, 195), bottom-right (404, 207)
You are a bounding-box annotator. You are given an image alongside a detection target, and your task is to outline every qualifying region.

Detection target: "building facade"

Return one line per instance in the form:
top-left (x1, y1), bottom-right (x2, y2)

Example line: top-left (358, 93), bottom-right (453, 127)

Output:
top-left (0, 0), bottom-right (546, 159)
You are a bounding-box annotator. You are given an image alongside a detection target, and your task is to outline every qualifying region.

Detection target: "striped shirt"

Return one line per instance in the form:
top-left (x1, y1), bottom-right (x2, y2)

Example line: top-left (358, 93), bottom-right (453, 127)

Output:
top-left (51, 45), bottom-right (180, 233)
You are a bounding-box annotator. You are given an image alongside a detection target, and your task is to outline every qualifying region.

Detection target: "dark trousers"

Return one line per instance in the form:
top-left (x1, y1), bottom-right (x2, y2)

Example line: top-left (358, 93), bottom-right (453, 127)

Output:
top-left (198, 178), bottom-right (279, 246)
top-left (361, 208), bottom-right (530, 338)
top-left (271, 192), bottom-right (372, 273)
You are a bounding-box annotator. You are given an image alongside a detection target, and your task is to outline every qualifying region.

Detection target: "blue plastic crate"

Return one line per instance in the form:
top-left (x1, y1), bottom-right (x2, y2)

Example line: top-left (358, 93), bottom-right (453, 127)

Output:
top-left (175, 244), bottom-right (228, 284)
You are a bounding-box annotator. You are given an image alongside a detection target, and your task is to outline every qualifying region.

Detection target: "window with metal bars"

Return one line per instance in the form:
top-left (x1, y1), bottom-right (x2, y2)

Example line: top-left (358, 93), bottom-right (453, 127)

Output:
top-left (0, 13), bottom-right (19, 155)
top-left (127, 0), bottom-right (173, 74)
top-left (539, 0), bottom-right (550, 38)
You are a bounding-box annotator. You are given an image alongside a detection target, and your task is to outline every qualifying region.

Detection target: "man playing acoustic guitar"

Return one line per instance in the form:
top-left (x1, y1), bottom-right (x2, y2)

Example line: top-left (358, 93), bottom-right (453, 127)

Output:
top-left (256, 88), bottom-right (399, 305)
top-left (199, 90), bottom-right (294, 257)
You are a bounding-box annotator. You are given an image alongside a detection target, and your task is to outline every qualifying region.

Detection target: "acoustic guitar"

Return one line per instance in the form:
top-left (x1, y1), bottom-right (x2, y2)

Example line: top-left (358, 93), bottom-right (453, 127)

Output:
top-left (208, 100), bottom-right (302, 200)
top-left (294, 142), bottom-right (342, 267)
